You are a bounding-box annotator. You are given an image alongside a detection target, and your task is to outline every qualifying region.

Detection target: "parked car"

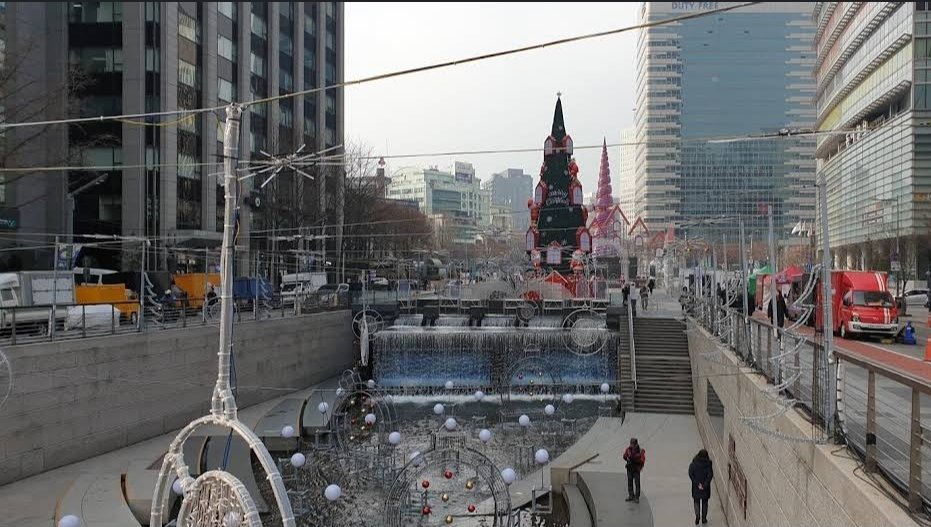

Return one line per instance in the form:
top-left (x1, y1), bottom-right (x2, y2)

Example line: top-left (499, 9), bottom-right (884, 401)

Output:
top-left (903, 288), bottom-right (930, 308)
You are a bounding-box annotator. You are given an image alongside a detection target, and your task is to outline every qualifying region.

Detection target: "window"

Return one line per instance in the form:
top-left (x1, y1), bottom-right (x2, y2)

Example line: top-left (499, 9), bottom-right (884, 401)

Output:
top-left (304, 13), bottom-right (316, 35)
top-left (218, 2), bottom-right (236, 20)
top-left (325, 92), bottom-right (336, 114)
top-left (280, 100), bottom-right (293, 127)
top-left (99, 195), bottom-right (121, 222)
top-left (250, 53), bottom-right (265, 76)
top-left (179, 11), bottom-right (199, 43)
top-left (145, 47), bottom-right (160, 72)
top-left (69, 2), bottom-right (122, 23)
top-left (280, 32), bottom-right (293, 55)
top-left (218, 35), bottom-right (236, 62)
top-left (279, 69), bottom-right (293, 91)
top-left (178, 59), bottom-right (198, 88)
top-left (0, 289), bottom-right (13, 302)
top-left (304, 51), bottom-right (316, 70)
top-left (326, 2), bottom-right (336, 19)
top-left (218, 78), bottom-right (235, 102)
top-left (326, 29), bottom-right (335, 50)
top-left (70, 48), bottom-right (123, 73)
top-left (325, 62), bottom-right (336, 84)
top-left (251, 13), bottom-right (267, 39)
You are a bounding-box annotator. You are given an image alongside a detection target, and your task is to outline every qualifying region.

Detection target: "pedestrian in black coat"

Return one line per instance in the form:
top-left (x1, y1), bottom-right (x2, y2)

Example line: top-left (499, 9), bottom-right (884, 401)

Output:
top-left (688, 449), bottom-right (713, 524)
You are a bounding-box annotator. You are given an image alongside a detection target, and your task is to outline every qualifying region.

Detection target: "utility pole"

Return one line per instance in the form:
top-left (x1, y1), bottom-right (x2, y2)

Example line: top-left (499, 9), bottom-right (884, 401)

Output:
top-left (818, 172), bottom-right (837, 436)
top-left (51, 235), bottom-right (59, 339)
top-left (739, 218), bottom-right (750, 360)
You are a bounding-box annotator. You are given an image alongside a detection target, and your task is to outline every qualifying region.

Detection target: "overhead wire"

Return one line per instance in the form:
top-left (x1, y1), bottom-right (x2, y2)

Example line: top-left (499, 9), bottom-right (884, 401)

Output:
top-left (0, 2), bottom-right (763, 131)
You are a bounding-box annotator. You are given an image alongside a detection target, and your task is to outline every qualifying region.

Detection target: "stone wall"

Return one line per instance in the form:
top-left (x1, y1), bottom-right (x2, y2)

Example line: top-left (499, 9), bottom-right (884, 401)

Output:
top-left (688, 323), bottom-right (917, 527)
top-left (0, 310), bottom-right (354, 486)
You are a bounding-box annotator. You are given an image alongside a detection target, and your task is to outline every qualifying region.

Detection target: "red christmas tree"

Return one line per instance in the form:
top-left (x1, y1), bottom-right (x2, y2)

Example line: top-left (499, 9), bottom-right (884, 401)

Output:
top-left (591, 138), bottom-right (618, 257)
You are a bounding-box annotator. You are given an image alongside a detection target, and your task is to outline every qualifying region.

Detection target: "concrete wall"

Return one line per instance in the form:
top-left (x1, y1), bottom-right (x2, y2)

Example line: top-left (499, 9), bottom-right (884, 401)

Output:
top-left (0, 310), bottom-right (354, 486)
top-left (688, 323), bottom-right (917, 527)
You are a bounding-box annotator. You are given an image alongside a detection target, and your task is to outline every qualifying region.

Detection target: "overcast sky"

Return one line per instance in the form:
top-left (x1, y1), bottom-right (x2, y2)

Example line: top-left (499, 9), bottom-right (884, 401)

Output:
top-left (344, 2), bottom-right (639, 191)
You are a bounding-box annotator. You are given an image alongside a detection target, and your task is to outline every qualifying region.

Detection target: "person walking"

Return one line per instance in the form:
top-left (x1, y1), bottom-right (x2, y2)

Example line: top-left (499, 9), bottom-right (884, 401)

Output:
top-left (648, 276), bottom-right (655, 295)
top-left (688, 449), bottom-right (714, 524)
top-left (622, 282), bottom-right (631, 305)
top-left (623, 438), bottom-right (646, 503)
top-left (640, 286), bottom-right (649, 311)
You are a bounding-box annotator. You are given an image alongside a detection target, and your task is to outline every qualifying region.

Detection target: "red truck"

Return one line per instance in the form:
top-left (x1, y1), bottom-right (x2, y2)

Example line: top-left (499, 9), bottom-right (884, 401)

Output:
top-left (815, 271), bottom-right (898, 339)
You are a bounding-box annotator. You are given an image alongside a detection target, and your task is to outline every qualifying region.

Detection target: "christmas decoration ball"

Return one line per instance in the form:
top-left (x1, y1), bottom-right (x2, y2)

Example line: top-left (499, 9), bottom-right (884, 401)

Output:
top-left (324, 484), bottom-right (342, 502)
top-left (535, 448), bottom-right (550, 464)
top-left (562, 393), bottom-right (575, 404)
top-left (478, 428), bottom-right (492, 443)
top-left (318, 402), bottom-right (329, 414)
top-left (171, 478), bottom-right (184, 496)
top-left (422, 506), bottom-right (432, 515)
top-left (367, 379), bottom-right (376, 389)
top-left (600, 382), bottom-right (610, 394)
top-left (433, 403), bottom-right (445, 415)
top-left (474, 390), bottom-right (485, 402)
top-left (335, 387), bottom-right (344, 397)
top-left (544, 404), bottom-right (556, 416)
top-left (445, 380), bottom-right (454, 390)
top-left (441, 493), bottom-right (450, 502)
top-left (501, 468), bottom-right (517, 485)
top-left (224, 511), bottom-right (241, 527)
top-left (444, 469), bottom-right (454, 479)
top-left (58, 515), bottom-right (80, 527)
top-left (468, 504), bottom-right (477, 513)
top-left (388, 431), bottom-right (402, 445)
top-left (421, 479), bottom-right (430, 489)
top-left (465, 480), bottom-right (476, 490)
top-left (281, 425), bottom-right (295, 438)
top-left (444, 417), bottom-right (457, 431)
top-left (365, 413), bottom-right (377, 425)
top-left (518, 414), bottom-right (530, 427)
top-left (445, 515), bottom-right (454, 524)
top-left (290, 452), bottom-right (306, 468)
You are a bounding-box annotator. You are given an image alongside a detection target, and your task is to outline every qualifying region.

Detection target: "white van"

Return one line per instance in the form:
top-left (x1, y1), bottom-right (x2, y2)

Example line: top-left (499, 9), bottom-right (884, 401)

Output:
top-left (281, 272), bottom-right (328, 305)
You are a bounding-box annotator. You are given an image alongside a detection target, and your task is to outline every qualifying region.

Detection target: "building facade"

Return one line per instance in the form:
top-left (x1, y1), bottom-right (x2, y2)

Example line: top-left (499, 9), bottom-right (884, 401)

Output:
top-left (1, 2), bottom-right (344, 272)
top-left (634, 2), bottom-right (816, 242)
top-left (483, 168), bottom-right (532, 234)
top-left (814, 2), bottom-right (931, 277)
top-left (618, 126), bottom-right (636, 215)
top-left (386, 162), bottom-right (490, 246)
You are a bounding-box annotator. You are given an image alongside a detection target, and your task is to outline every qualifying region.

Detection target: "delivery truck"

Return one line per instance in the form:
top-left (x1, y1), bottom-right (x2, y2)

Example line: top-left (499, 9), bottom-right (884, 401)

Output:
top-left (815, 270), bottom-right (899, 339)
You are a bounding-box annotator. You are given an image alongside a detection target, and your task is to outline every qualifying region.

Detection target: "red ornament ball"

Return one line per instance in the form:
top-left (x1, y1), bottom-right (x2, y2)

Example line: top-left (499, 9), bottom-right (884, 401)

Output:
top-left (421, 480), bottom-right (430, 489)
top-left (422, 506), bottom-right (432, 515)
top-left (444, 469), bottom-right (454, 480)
top-left (468, 504), bottom-right (477, 513)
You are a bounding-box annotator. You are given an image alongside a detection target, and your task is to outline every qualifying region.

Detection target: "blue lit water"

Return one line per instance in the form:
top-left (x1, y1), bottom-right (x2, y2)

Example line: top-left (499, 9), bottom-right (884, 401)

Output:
top-left (373, 328), bottom-right (616, 388)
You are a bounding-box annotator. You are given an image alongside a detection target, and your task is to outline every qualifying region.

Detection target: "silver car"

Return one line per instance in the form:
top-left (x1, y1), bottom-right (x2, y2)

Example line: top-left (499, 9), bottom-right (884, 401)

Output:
top-left (903, 288), bottom-right (930, 308)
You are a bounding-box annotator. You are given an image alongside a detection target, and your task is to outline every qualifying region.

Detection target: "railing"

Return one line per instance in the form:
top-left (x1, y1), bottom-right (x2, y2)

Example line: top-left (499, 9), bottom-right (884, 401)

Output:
top-left (688, 295), bottom-right (931, 512)
top-left (627, 296), bottom-right (638, 391)
top-left (0, 292), bottom-right (350, 346)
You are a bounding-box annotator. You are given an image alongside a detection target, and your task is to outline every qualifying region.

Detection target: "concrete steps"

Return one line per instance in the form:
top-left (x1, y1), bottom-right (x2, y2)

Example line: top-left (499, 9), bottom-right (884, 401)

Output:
top-left (564, 483), bottom-right (593, 527)
top-left (629, 318), bottom-right (694, 415)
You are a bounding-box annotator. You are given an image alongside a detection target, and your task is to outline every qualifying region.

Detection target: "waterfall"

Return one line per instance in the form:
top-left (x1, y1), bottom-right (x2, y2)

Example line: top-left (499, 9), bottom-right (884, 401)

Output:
top-left (482, 315), bottom-right (514, 328)
top-left (393, 314), bottom-right (424, 327)
top-left (527, 316), bottom-right (564, 328)
top-left (435, 315), bottom-right (470, 327)
top-left (373, 327), bottom-right (616, 388)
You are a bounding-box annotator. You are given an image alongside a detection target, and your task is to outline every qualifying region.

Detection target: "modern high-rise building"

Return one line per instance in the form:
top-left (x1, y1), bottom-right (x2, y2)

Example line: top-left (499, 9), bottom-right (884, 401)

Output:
top-left (0, 2), bottom-right (344, 272)
top-left (634, 2), bottom-right (816, 242)
top-left (618, 126), bottom-right (636, 216)
top-left (814, 2), bottom-right (931, 276)
top-left (386, 162), bottom-right (490, 246)
top-left (483, 168), bottom-right (532, 234)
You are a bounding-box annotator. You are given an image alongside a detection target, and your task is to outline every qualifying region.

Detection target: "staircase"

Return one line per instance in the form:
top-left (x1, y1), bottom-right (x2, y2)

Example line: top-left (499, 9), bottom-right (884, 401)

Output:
top-left (629, 318), bottom-right (695, 414)
top-left (616, 307), bottom-right (635, 412)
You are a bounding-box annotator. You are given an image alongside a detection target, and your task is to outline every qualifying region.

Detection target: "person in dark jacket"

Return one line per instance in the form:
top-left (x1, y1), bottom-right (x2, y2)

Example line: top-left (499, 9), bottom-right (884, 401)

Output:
top-left (688, 449), bottom-right (714, 524)
top-left (767, 292), bottom-right (787, 329)
top-left (623, 437), bottom-right (646, 502)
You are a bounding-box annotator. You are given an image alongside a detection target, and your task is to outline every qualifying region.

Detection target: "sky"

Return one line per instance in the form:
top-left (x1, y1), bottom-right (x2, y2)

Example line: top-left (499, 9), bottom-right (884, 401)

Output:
top-left (344, 2), bottom-right (640, 192)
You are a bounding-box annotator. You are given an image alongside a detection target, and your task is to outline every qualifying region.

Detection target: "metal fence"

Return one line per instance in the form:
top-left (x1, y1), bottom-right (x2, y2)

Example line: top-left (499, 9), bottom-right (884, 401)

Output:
top-left (688, 296), bottom-right (931, 513)
top-left (0, 291), bottom-right (350, 346)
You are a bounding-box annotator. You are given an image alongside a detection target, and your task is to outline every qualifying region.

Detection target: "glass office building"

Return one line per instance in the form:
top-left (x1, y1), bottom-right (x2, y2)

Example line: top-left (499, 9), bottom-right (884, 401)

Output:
top-left (814, 2), bottom-right (931, 276)
top-left (634, 2), bottom-right (816, 243)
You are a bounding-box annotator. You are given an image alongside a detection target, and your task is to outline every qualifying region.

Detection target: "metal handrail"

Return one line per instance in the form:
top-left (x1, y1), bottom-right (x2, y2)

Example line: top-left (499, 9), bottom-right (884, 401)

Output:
top-left (628, 296), bottom-right (637, 391)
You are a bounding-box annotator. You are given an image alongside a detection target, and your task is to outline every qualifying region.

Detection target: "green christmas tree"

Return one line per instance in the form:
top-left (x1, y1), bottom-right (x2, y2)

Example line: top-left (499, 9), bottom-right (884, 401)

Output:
top-left (527, 97), bottom-right (589, 271)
